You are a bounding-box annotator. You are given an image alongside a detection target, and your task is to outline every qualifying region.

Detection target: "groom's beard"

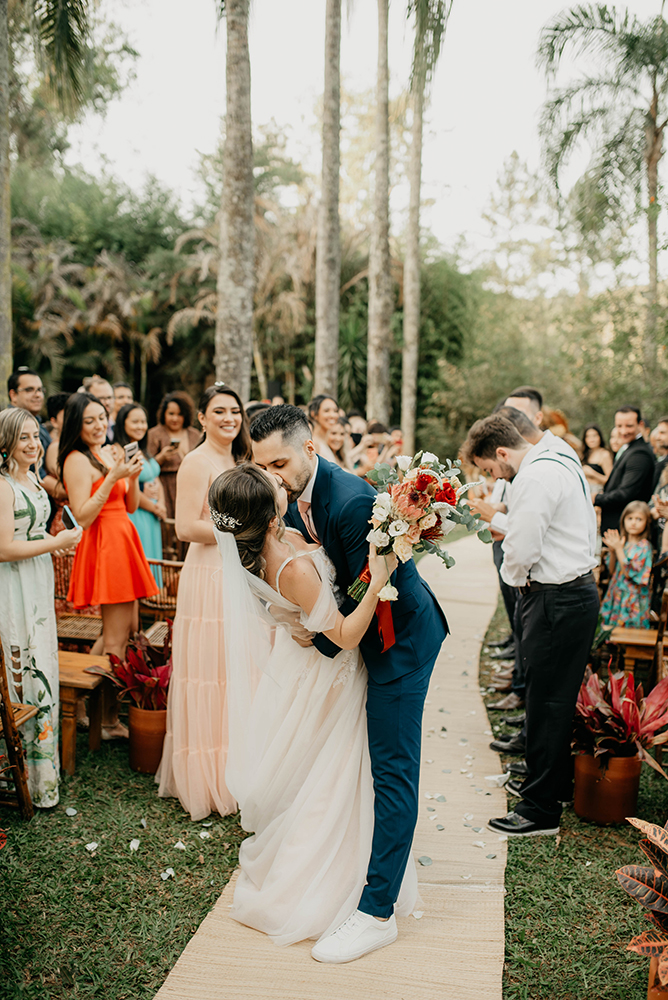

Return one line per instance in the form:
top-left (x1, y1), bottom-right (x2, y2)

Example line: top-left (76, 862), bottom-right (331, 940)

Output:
top-left (282, 462), bottom-right (313, 504)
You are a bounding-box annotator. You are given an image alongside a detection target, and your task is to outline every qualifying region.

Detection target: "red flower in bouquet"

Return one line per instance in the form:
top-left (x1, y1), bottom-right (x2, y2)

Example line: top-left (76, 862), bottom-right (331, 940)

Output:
top-left (415, 472), bottom-right (437, 493)
top-left (434, 482), bottom-right (457, 506)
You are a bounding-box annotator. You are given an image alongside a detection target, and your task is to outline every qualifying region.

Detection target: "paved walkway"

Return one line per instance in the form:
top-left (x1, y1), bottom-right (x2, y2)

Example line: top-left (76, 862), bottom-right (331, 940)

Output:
top-left (156, 535), bottom-right (504, 1000)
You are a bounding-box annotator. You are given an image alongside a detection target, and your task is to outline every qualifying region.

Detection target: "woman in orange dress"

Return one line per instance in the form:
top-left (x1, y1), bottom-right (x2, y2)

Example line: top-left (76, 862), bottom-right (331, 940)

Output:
top-left (59, 392), bottom-right (158, 738)
top-left (156, 383), bottom-right (251, 820)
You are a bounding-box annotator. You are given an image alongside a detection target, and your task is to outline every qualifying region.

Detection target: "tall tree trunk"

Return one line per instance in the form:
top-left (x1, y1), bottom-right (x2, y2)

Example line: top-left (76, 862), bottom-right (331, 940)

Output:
top-left (0, 2), bottom-right (11, 406)
top-left (314, 0), bottom-right (341, 398)
top-left (644, 81), bottom-right (662, 398)
top-left (401, 78), bottom-right (424, 456)
top-left (252, 331), bottom-right (268, 399)
top-left (366, 0), bottom-right (393, 426)
top-left (215, 0), bottom-right (254, 403)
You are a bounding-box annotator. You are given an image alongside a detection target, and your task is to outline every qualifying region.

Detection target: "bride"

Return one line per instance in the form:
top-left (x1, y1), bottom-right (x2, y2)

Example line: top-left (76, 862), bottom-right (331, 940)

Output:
top-left (208, 462), bottom-right (418, 950)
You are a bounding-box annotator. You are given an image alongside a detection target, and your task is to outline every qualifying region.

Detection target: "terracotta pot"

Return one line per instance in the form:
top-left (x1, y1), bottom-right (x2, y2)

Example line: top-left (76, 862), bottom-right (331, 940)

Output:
top-left (648, 957), bottom-right (668, 997)
top-left (128, 705), bottom-right (167, 774)
top-left (573, 753), bottom-right (641, 825)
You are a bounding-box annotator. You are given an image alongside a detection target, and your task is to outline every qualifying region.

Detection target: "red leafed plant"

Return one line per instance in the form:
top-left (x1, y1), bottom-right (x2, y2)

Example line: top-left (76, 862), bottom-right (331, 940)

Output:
top-left (87, 621), bottom-right (173, 710)
top-left (617, 818), bottom-right (668, 990)
top-left (572, 668), bottom-right (668, 777)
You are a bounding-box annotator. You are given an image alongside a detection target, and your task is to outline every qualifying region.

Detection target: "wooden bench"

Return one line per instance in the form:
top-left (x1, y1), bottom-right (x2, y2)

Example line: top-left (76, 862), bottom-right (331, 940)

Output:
top-left (58, 651), bottom-right (112, 776)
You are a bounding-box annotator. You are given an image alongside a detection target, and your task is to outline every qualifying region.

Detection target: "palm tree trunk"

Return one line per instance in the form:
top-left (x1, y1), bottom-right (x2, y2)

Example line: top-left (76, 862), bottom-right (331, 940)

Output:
top-left (140, 341), bottom-right (147, 406)
top-left (252, 331), bottom-right (268, 400)
top-left (366, 0), bottom-right (393, 426)
top-left (644, 80), bottom-right (662, 394)
top-left (401, 79), bottom-right (424, 456)
top-left (0, 2), bottom-right (11, 406)
top-left (314, 0), bottom-right (341, 398)
top-left (215, 0), bottom-right (254, 403)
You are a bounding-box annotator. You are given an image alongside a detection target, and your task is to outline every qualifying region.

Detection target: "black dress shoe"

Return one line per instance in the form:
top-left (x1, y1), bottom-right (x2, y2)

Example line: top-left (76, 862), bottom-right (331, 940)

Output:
top-left (502, 713), bottom-right (526, 727)
top-left (506, 760), bottom-right (528, 777)
top-left (506, 778), bottom-right (525, 797)
top-left (489, 735), bottom-right (526, 755)
top-left (487, 811), bottom-right (559, 837)
top-left (487, 636), bottom-right (514, 649)
top-left (490, 645), bottom-right (516, 660)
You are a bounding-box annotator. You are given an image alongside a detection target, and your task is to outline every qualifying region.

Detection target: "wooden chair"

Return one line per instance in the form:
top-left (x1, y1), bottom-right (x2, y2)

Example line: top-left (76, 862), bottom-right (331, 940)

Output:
top-left (144, 620), bottom-right (170, 648)
top-left (139, 559), bottom-right (184, 621)
top-left (0, 644), bottom-right (38, 819)
top-left (609, 588), bottom-right (668, 689)
top-left (52, 551), bottom-right (102, 648)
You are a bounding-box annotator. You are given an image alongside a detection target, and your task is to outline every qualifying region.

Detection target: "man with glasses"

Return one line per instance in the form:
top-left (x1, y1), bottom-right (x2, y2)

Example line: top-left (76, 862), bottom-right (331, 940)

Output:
top-left (7, 367), bottom-right (51, 474)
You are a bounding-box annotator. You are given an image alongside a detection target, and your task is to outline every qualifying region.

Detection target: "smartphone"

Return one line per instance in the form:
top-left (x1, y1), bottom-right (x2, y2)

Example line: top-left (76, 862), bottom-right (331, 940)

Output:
top-left (62, 505), bottom-right (79, 531)
top-left (124, 441), bottom-right (139, 462)
top-left (169, 439), bottom-right (180, 449)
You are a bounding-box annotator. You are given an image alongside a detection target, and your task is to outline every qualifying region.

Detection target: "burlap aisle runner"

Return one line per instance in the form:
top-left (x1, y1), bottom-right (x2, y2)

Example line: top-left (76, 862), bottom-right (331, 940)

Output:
top-left (155, 534), bottom-right (505, 1000)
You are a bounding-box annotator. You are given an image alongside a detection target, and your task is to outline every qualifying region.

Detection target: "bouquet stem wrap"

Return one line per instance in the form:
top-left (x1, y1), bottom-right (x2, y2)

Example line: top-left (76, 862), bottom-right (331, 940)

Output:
top-left (348, 561), bottom-right (396, 652)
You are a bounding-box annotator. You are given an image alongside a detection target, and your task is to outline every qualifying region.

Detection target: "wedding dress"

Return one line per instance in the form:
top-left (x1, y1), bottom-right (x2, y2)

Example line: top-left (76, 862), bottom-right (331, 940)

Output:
top-left (216, 528), bottom-right (417, 946)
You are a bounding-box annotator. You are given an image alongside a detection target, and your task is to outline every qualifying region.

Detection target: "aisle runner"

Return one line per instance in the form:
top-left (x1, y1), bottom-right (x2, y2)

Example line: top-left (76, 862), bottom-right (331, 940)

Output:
top-left (155, 535), bottom-right (505, 1000)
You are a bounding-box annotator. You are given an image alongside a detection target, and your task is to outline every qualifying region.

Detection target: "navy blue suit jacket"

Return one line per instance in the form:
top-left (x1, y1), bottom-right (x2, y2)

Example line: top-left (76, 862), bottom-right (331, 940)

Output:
top-left (284, 458), bottom-right (448, 684)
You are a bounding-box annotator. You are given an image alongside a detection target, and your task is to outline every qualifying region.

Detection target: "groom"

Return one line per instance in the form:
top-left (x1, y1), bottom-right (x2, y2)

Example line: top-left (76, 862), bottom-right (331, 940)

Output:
top-left (251, 405), bottom-right (448, 963)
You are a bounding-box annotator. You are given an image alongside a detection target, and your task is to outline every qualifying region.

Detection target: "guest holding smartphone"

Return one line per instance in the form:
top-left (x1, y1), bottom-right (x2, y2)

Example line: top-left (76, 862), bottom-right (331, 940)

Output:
top-left (0, 407), bottom-right (82, 807)
top-left (59, 393), bottom-right (158, 738)
top-left (147, 392), bottom-right (201, 521)
top-left (113, 403), bottom-right (165, 571)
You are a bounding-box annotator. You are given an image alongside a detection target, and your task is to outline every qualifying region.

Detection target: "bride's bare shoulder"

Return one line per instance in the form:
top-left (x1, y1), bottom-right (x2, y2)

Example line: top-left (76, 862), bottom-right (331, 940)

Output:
top-left (284, 527), bottom-right (319, 553)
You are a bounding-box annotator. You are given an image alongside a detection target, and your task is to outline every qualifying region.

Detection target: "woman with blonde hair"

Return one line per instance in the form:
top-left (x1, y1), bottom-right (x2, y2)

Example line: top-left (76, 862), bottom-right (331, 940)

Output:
top-left (0, 407), bottom-right (82, 807)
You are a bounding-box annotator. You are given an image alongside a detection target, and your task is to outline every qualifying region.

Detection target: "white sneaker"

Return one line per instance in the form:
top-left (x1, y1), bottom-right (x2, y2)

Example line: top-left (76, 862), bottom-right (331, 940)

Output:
top-left (311, 909), bottom-right (398, 964)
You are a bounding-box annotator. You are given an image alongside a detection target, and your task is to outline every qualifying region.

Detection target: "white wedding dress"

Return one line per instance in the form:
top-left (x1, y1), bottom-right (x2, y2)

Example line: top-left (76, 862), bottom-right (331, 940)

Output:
top-left (216, 529), bottom-right (417, 946)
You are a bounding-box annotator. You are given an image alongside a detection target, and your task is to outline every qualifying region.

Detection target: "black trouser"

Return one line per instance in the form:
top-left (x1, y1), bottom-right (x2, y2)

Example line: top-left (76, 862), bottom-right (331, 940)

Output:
top-left (514, 577), bottom-right (599, 826)
top-left (492, 540), bottom-right (517, 638)
top-left (511, 596), bottom-right (525, 697)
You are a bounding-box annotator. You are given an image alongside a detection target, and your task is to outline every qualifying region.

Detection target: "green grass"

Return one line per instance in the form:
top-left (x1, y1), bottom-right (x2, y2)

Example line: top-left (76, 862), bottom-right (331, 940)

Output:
top-left (481, 596), bottom-right (668, 1000)
top-left (0, 733), bottom-right (246, 999)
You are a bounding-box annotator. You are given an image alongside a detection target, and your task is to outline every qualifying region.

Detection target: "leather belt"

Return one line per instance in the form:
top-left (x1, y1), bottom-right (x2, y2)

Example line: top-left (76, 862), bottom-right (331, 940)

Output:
top-left (517, 572), bottom-right (594, 597)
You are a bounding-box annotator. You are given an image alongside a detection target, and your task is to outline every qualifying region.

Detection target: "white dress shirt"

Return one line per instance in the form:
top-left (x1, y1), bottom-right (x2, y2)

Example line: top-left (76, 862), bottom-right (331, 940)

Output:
top-left (490, 478), bottom-right (511, 536)
top-left (500, 444), bottom-right (597, 588)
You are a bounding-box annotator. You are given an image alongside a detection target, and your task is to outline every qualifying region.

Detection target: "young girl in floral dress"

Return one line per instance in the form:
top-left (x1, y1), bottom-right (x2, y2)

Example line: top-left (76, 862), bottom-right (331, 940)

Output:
top-left (601, 501), bottom-right (653, 629)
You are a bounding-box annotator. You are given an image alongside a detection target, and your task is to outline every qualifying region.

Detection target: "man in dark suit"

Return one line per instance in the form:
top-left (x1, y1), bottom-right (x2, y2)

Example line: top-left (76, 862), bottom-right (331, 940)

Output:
top-left (251, 405), bottom-right (448, 963)
top-left (595, 406), bottom-right (656, 534)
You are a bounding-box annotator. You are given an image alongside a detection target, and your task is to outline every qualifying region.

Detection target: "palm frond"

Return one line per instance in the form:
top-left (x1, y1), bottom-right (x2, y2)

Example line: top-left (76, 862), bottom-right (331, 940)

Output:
top-left (407, 0), bottom-right (453, 92)
top-left (537, 4), bottom-right (635, 74)
top-left (32, 0), bottom-right (91, 110)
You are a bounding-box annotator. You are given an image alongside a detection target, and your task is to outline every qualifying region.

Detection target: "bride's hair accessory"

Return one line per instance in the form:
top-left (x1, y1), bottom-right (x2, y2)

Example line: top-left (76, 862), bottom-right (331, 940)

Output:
top-left (210, 509), bottom-right (242, 531)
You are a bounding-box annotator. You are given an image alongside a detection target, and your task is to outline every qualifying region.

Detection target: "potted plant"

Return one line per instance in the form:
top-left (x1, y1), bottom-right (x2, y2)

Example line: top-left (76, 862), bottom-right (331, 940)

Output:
top-left (571, 669), bottom-right (668, 824)
top-left (616, 817), bottom-right (668, 997)
top-left (90, 622), bottom-right (173, 774)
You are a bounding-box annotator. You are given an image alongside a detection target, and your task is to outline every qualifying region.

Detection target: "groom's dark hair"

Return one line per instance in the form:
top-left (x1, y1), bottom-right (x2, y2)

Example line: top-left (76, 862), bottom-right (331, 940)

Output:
top-left (250, 404), bottom-right (311, 446)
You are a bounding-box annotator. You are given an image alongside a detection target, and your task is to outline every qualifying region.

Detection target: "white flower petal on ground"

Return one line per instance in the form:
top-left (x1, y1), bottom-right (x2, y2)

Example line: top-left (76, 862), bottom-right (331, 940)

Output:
top-left (199, 830), bottom-right (211, 840)
top-left (65, 807), bottom-right (77, 817)
top-left (140, 818), bottom-right (147, 829)
top-left (85, 842), bottom-right (98, 852)
top-left (129, 839), bottom-right (140, 852)
top-left (160, 867), bottom-right (175, 880)
top-left (174, 840), bottom-right (187, 850)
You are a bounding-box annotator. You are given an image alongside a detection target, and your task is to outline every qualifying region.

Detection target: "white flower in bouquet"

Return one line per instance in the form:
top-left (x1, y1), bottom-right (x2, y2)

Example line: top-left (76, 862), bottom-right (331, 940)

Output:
top-left (372, 492), bottom-right (393, 520)
top-left (421, 451), bottom-right (438, 465)
top-left (388, 519), bottom-right (410, 536)
top-left (378, 583), bottom-right (399, 602)
top-left (396, 455), bottom-right (412, 472)
top-left (440, 516), bottom-right (458, 536)
top-left (367, 527), bottom-right (390, 547)
top-left (419, 512), bottom-right (437, 530)
top-left (393, 533), bottom-right (414, 563)
top-left (404, 468), bottom-right (419, 481)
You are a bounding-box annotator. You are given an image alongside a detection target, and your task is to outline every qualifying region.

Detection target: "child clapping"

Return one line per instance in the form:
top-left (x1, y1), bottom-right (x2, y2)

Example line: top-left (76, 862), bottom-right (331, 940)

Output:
top-left (601, 501), bottom-right (653, 629)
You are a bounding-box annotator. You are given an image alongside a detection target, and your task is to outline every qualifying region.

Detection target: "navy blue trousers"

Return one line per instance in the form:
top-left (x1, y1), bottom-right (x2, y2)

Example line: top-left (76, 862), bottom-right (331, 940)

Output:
top-left (358, 658), bottom-right (433, 918)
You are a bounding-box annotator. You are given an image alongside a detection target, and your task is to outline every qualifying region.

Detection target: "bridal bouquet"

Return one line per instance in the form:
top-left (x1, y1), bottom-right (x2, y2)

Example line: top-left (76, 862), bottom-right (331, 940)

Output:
top-left (349, 450), bottom-right (491, 603)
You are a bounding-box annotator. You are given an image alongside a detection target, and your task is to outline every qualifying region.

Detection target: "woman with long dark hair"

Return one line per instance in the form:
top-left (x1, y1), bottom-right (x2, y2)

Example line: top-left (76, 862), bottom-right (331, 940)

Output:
top-left (156, 382), bottom-right (252, 819)
top-left (59, 393), bottom-right (158, 738)
top-left (307, 394), bottom-right (340, 464)
top-left (581, 423), bottom-right (613, 497)
top-left (114, 403), bottom-right (165, 565)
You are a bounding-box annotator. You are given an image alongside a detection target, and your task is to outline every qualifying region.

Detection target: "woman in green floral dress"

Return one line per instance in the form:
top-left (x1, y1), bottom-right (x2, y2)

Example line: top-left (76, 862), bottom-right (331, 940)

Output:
top-left (0, 408), bottom-right (81, 808)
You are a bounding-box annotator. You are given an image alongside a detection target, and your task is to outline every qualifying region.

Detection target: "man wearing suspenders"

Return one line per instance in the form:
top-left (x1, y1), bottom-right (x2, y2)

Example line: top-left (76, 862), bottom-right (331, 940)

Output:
top-left (464, 415), bottom-right (599, 836)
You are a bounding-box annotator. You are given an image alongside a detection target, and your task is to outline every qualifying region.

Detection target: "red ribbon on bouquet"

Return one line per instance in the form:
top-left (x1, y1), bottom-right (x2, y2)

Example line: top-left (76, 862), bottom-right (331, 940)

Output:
top-left (357, 562), bottom-right (396, 652)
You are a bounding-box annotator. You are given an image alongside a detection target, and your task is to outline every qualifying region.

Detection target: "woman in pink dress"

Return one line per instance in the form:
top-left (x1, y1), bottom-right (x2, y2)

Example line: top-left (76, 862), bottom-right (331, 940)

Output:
top-left (156, 383), bottom-right (251, 820)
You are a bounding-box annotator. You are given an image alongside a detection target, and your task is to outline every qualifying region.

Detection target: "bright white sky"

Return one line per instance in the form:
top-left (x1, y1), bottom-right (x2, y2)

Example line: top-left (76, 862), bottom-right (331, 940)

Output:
top-left (66, 0), bottom-right (664, 265)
